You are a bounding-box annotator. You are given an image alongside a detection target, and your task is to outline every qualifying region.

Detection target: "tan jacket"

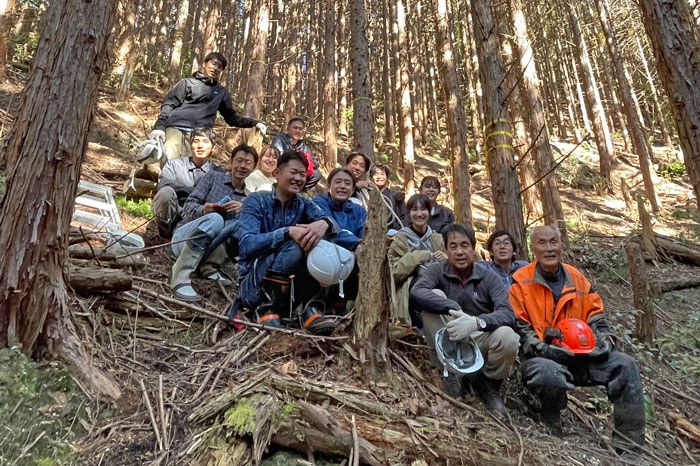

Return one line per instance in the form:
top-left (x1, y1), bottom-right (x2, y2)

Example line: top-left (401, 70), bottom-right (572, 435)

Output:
top-left (388, 231), bottom-right (445, 323)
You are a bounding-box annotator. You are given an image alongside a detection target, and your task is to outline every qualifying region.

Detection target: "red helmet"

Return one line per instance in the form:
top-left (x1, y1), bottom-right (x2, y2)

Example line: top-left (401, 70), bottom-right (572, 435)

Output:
top-left (553, 318), bottom-right (596, 354)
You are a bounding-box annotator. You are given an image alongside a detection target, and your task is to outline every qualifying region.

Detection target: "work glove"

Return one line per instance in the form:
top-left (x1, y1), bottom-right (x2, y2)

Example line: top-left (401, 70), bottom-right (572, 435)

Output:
top-left (149, 129), bottom-right (165, 143)
top-left (255, 122), bottom-right (267, 135)
top-left (541, 344), bottom-right (575, 365)
top-left (445, 309), bottom-right (478, 341)
top-left (588, 337), bottom-right (613, 361)
top-left (524, 362), bottom-right (575, 390)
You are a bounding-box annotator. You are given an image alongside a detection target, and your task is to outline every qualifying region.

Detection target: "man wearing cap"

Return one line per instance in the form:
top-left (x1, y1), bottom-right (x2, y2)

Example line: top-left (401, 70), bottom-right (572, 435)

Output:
top-left (509, 225), bottom-right (644, 452)
top-left (149, 52), bottom-right (267, 161)
top-left (410, 223), bottom-right (518, 415)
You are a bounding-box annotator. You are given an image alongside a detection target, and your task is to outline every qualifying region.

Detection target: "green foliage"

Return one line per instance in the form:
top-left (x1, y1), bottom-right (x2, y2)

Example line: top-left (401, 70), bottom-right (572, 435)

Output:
top-left (0, 346), bottom-right (86, 465)
top-left (223, 399), bottom-right (256, 435)
top-left (116, 195), bottom-right (152, 219)
top-left (658, 160), bottom-right (687, 181)
top-left (656, 310), bottom-right (700, 378)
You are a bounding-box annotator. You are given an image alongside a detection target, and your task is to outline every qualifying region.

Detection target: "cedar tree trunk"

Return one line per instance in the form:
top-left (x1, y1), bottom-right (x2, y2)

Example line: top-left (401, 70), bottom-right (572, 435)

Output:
top-left (0, 0), bottom-right (121, 398)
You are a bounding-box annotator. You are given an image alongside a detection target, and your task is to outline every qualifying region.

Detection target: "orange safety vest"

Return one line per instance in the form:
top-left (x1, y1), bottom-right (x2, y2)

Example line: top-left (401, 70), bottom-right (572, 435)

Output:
top-left (509, 262), bottom-right (604, 341)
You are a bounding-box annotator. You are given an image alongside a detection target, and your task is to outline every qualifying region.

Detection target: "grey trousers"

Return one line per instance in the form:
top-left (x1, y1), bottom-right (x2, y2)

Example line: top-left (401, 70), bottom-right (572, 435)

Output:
top-left (422, 289), bottom-right (519, 380)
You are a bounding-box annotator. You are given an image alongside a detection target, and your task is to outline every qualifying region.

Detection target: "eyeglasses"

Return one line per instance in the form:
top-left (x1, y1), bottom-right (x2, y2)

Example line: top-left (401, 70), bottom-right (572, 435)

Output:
top-left (232, 157), bottom-right (255, 166)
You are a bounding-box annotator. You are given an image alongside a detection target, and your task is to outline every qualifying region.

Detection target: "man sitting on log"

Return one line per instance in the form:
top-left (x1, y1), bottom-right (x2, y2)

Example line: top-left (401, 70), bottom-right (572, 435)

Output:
top-left (151, 128), bottom-right (223, 238)
top-left (509, 225), bottom-right (645, 453)
top-left (169, 144), bottom-right (257, 302)
top-left (271, 117), bottom-right (321, 191)
top-left (410, 224), bottom-right (519, 416)
top-left (229, 150), bottom-right (338, 335)
top-left (148, 52), bottom-right (267, 161)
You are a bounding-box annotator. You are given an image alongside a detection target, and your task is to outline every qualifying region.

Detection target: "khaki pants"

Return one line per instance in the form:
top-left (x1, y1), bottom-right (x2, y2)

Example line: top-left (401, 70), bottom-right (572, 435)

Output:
top-left (163, 127), bottom-right (192, 162)
top-left (422, 289), bottom-right (519, 380)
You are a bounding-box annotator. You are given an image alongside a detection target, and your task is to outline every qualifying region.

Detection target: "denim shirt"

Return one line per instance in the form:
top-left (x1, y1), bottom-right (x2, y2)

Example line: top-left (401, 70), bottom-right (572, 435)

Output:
top-left (235, 188), bottom-right (338, 261)
top-left (312, 194), bottom-right (367, 251)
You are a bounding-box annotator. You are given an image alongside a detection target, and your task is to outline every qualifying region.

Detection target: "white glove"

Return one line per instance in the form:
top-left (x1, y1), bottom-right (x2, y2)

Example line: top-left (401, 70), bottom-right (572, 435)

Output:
top-left (445, 309), bottom-right (479, 341)
top-left (149, 129), bottom-right (165, 143)
top-left (255, 122), bottom-right (267, 135)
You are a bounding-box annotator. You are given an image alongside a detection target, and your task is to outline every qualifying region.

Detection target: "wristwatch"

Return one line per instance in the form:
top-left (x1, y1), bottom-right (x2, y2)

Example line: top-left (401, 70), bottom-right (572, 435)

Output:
top-left (477, 317), bottom-right (487, 331)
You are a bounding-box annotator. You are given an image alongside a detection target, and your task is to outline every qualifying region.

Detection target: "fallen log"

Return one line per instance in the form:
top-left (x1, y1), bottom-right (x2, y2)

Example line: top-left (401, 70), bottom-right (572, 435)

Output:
top-left (68, 266), bottom-right (132, 292)
top-left (652, 272), bottom-right (700, 293)
top-left (122, 176), bottom-right (157, 199)
top-left (667, 411), bottom-right (700, 446)
top-left (69, 245), bottom-right (144, 264)
top-left (655, 235), bottom-right (700, 266)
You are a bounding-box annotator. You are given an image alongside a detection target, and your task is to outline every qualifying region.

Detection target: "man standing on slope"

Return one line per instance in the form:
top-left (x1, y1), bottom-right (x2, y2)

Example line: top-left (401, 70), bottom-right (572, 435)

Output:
top-left (149, 52), bottom-right (267, 161)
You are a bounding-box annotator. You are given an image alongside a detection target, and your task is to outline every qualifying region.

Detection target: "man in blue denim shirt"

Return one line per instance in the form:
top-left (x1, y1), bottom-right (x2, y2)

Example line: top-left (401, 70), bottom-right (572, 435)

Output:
top-left (169, 144), bottom-right (257, 302)
top-left (229, 151), bottom-right (339, 335)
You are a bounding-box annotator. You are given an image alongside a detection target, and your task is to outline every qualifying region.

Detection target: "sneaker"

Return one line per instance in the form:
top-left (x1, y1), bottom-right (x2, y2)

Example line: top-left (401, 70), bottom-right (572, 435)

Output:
top-left (205, 271), bottom-right (233, 286)
top-left (443, 372), bottom-right (465, 398)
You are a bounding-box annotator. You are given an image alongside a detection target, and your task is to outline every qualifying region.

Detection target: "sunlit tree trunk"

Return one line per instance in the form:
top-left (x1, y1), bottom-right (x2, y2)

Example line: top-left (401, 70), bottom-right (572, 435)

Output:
top-left (396, 0), bottom-right (414, 193)
top-left (0, 0), bottom-right (18, 79)
top-left (434, 0), bottom-right (472, 224)
top-left (471, 0), bottom-right (526, 259)
top-left (595, 0), bottom-right (659, 212)
top-left (0, 0), bottom-right (121, 399)
top-left (322, 0), bottom-right (337, 170)
top-left (636, 35), bottom-right (672, 148)
top-left (244, 0), bottom-right (269, 120)
top-left (350, 0), bottom-right (374, 158)
top-left (169, 0), bottom-right (190, 85)
top-left (569, 7), bottom-right (614, 183)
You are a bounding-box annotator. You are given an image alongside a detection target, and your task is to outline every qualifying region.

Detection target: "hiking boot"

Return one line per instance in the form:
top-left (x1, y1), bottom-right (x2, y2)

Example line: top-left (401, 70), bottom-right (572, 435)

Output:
top-left (443, 372), bottom-right (465, 398)
top-left (540, 408), bottom-right (563, 436)
top-left (253, 272), bottom-right (293, 329)
top-left (471, 374), bottom-right (507, 417)
top-left (299, 299), bottom-right (336, 336)
top-left (255, 302), bottom-right (283, 329)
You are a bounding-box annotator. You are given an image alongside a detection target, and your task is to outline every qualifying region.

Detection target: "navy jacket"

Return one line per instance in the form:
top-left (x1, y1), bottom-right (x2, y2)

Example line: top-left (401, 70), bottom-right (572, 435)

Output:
top-left (312, 194), bottom-right (367, 251)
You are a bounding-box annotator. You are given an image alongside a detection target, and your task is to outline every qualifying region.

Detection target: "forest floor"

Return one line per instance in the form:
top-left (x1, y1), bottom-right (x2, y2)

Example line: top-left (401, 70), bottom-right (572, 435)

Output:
top-left (1, 76), bottom-right (700, 466)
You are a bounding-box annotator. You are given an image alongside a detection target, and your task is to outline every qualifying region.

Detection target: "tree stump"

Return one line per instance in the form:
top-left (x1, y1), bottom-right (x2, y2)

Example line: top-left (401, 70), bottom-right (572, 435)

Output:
top-left (353, 188), bottom-right (389, 370)
top-left (624, 242), bottom-right (656, 345)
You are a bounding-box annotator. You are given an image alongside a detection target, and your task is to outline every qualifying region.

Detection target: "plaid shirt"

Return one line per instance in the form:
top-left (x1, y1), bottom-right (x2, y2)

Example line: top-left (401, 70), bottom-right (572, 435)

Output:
top-left (181, 170), bottom-right (248, 223)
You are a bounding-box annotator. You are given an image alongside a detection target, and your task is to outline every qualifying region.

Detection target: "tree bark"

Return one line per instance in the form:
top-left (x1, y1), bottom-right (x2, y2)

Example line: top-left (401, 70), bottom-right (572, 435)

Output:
top-left (68, 267), bottom-right (132, 293)
top-left (0, 0), bottom-right (121, 399)
top-left (624, 242), bottom-right (656, 345)
top-left (434, 0), bottom-right (472, 225)
top-left (168, 0), bottom-right (190, 85)
top-left (636, 0), bottom-right (700, 206)
top-left (354, 190), bottom-right (389, 370)
top-left (636, 36), bottom-right (672, 148)
top-left (243, 0), bottom-right (269, 120)
top-left (349, 0), bottom-right (374, 158)
top-left (322, 0), bottom-right (338, 171)
top-left (470, 0), bottom-right (526, 259)
top-left (395, 0), bottom-right (414, 193)
top-left (509, 0), bottom-right (568, 247)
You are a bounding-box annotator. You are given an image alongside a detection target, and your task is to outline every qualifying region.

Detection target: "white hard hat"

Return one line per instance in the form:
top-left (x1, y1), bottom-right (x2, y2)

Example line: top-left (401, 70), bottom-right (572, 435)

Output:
top-left (136, 139), bottom-right (164, 164)
top-left (435, 328), bottom-right (484, 376)
top-left (307, 240), bottom-right (355, 296)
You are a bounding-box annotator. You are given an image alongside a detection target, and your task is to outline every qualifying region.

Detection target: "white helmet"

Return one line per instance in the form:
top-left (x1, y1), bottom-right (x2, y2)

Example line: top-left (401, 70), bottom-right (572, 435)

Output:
top-left (435, 328), bottom-right (484, 376)
top-left (307, 240), bottom-right (355, 297)
top-left (136, 139), bottom-right (164, 164)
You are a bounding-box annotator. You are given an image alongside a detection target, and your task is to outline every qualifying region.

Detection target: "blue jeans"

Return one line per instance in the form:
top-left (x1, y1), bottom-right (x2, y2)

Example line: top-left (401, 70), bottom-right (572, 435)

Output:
top-left (171, 213), bottom-right (236, 257)
top-left (238, 240), bottom-right (306, 309)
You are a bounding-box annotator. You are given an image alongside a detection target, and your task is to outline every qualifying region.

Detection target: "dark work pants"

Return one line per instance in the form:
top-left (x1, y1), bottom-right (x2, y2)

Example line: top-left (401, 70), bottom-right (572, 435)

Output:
top-left (521, 351), bottom-right (645, 449)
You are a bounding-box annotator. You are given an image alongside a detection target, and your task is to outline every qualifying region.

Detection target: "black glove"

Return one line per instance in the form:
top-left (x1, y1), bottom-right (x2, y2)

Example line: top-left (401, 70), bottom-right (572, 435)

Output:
top-left (542, 344), bottom-right (575, 365)
top-left (588, 337), bottom-right (613, 361)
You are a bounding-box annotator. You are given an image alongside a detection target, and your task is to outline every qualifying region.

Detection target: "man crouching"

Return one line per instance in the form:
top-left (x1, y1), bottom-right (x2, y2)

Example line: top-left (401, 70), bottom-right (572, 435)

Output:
top-left (410, 224), bottom-right (519, 415)
top-left (509, 225), bottom-right (645, 453)
top-left (229, 150), bottom-right (338, 335)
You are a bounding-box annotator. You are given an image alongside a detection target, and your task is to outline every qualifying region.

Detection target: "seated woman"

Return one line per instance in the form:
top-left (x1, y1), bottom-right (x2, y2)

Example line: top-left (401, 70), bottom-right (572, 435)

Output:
top-left (370, 163), bottom-right (406, 233)
top-left (388, 194), bottom-right (446, 327)
top-left (245, 145), bottom-right (279, 192)
top-left (312, 168), bottom-right (367, 312)
top-left (419, 176), bottom-right (454, 233)
top-left (481, 230), bottom-right (528, 289)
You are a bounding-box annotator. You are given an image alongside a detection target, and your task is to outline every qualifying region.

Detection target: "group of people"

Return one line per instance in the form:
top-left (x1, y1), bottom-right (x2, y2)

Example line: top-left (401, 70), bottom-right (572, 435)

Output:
top-left (144, 52), bottom-right (645, 455)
